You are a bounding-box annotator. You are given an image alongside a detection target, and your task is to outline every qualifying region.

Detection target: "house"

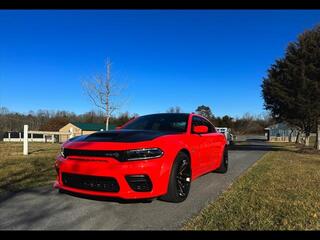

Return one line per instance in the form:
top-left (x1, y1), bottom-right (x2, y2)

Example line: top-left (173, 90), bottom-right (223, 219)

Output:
top-left (59, 122), bottom-right (116, 142)
top-left (264, 122), bottom-right (299, 142)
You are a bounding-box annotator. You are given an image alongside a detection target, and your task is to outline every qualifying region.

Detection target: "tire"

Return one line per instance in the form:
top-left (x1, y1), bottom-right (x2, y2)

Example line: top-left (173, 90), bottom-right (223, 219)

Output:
top-left (59, 188), bottom-right (69, 194)
top-left (159, 152), bottom-right (191, 203)
top-left (214, 146), bottom-right (228, 174)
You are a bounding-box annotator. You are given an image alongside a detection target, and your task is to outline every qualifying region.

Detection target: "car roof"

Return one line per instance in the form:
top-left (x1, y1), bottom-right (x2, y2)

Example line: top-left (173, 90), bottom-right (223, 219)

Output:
top-left (139, 113), bottom-right (191, 117)
top-left (136, 113), bottom-right (215, 124)
top-left (138, 113), bottom-right (212, 121)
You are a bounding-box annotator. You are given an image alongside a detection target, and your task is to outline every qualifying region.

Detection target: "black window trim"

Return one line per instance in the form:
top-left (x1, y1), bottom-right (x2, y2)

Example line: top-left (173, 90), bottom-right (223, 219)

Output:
top-left (191, 116), bottom-right (217, 134)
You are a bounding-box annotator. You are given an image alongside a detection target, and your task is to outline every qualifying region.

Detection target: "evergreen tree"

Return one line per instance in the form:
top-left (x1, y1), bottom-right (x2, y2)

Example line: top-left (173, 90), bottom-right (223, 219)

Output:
top-left (262, 25), bottom-right (320, 148)
top-left (195, 105), bottom-right (214, 122)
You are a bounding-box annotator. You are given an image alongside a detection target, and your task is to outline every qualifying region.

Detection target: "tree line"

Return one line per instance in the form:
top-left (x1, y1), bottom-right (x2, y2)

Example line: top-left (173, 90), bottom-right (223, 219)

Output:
top-left (0, 107), bottom-right (136, 134)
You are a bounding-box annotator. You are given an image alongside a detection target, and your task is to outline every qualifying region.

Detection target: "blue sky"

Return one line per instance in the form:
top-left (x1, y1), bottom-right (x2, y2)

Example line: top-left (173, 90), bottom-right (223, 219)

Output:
top-left (1, 10), bottom-right (320, 118)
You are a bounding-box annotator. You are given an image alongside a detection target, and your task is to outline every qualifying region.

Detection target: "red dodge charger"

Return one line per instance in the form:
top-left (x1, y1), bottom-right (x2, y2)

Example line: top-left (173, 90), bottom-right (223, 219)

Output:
top-left (54, 113), bottom-right (228, 202)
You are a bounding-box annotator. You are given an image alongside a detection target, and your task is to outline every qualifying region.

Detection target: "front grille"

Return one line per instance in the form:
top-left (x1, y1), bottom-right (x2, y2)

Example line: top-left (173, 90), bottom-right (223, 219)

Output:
top-left (125, 175), bottom-right (153, 192)
top-left (63, 148), bottom-right (125, 161)
top-left (62, 173), bottom-right (120, 192)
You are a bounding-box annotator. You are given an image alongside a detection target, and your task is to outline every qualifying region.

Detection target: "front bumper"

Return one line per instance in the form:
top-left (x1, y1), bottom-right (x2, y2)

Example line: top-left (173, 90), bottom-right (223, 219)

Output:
top-left (54, 155), bottom-right (169, 199)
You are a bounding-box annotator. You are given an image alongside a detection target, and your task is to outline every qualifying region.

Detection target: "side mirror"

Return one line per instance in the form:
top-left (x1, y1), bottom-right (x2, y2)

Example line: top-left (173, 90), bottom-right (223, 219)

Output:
top-left (193, 125), bottom-right (208, 134)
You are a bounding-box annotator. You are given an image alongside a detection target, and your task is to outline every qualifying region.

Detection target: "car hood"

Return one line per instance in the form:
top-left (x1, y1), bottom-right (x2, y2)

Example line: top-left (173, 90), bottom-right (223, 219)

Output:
top-left (68, 129), bottom-right (181, 143)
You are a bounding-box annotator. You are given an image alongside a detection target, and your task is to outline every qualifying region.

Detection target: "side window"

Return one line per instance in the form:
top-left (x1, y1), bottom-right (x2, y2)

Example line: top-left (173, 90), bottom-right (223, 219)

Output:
top-left (191, 116), bottom-right (216, 134)
top-left (200, 117), bottom-right (216, 133)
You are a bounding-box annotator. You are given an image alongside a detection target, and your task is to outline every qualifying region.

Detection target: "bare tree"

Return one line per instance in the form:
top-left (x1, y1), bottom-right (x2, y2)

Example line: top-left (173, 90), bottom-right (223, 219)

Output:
top-left (83, 59), bottom-right (126, 130)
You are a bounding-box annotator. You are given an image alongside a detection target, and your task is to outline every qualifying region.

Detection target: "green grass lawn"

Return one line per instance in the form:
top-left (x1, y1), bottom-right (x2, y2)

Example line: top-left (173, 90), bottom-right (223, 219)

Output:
top-left (0, 142), bottom-right (60, 195)
top-left (183, 143), bottom-right (320, 230)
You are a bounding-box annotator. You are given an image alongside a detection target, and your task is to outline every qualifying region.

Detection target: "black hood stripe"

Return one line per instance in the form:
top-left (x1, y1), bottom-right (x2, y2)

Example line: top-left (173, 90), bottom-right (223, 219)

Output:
top-left (69, 130), bottom-right (180, 143)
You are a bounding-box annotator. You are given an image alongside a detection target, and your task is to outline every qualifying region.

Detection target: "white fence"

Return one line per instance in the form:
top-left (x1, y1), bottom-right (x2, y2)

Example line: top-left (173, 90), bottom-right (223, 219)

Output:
top-left (18, 125), bottom-right (73, 155)
top-left (3, 132), bottom-right (55, 142)
top-left (4, 138), bottom-right (50, 142)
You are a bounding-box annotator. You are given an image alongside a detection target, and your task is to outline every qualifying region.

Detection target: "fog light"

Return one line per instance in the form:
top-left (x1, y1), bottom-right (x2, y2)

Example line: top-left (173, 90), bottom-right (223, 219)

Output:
top-left (125, 175), bottom-right (153, 192)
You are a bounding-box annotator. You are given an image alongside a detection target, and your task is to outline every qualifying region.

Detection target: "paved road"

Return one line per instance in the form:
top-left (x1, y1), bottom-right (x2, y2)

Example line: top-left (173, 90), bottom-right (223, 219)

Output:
top-left (0, 136), bottom-right (270, 230)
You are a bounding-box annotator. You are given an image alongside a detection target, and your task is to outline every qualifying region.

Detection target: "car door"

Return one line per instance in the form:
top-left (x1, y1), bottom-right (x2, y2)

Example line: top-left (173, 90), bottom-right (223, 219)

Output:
top-left (199, 117), bottom-right (222, 170)
top-left (189, 116), bottom-right (208, 175)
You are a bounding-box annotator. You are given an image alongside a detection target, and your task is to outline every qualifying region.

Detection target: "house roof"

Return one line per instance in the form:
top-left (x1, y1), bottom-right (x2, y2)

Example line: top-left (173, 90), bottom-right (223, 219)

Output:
top-left (267, 122), bottom-right (298, 130)
top-left (70, 122), bottom-right (116, 131)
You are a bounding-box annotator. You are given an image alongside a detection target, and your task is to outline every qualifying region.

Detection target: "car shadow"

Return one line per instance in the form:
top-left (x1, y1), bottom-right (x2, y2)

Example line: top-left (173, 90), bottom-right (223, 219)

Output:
top-left (229, 141), bottom-right (281, 152)
top-left (59, 189), bottom-right (155, 204)
top-left (245, 138), bottom-right (267, 142)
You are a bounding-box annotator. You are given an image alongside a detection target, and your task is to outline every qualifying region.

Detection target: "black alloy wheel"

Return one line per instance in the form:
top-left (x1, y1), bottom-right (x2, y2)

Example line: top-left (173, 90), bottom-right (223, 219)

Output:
top-left (159, 152), bottom-right (191, 203)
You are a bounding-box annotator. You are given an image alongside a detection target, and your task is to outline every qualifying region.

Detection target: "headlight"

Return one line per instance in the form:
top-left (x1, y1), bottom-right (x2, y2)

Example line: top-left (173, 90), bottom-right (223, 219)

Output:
top-left (60, 147), bottom-right (65, 158)
top-left (124, 148), bottom-right (163, 161)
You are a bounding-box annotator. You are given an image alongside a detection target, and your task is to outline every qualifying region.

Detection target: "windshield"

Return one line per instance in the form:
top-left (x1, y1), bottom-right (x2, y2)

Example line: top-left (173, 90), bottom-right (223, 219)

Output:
top-left (122, 113), bottom-right (189, 132)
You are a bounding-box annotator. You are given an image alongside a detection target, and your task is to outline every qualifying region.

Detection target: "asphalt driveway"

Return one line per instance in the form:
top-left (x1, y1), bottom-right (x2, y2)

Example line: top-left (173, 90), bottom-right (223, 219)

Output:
top-left (0, 136), bottom-right (270, 230)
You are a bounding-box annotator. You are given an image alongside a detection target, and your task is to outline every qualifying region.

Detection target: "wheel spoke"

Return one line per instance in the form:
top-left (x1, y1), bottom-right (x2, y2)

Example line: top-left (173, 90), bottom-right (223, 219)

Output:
top-left (177, 181), bottom-right (185, 196)
top-left (178, 160), bottom-right (188, 175)
top-left (177, 175), bottom-right (191, 182)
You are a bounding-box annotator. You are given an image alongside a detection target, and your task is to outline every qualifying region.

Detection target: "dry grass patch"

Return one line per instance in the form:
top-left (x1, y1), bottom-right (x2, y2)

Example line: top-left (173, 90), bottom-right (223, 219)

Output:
top-left (0, 142), bottom-right (60, 194)
top-left (183, 143), bottom-right (320, 230)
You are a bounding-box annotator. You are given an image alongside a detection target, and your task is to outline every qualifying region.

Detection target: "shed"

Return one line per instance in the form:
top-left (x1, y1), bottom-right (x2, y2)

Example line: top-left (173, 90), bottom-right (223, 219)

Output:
top-left (264, 122), bottom-right (299, 142)
top-left (59, 122), bottom-right (115, 143)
